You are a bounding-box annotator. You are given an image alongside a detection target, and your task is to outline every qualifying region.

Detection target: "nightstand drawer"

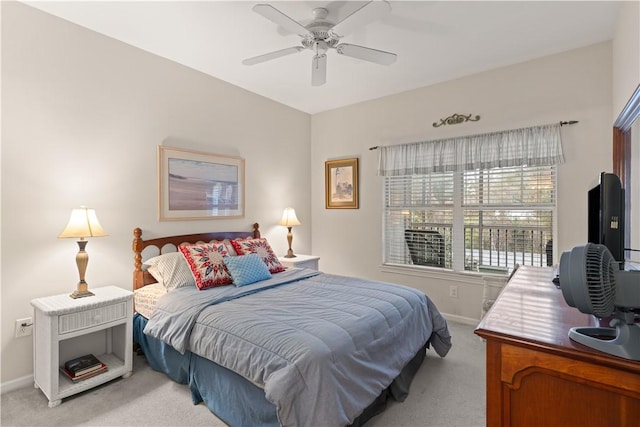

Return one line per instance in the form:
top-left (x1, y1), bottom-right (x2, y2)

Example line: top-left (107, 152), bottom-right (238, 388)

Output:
top-left (58, 302), bottom-right (127, 334)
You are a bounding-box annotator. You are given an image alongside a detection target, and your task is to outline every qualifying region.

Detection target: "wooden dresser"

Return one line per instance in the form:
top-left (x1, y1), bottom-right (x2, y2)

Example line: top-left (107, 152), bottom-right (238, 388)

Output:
top-left (475, 266), bottom-right (640, 427)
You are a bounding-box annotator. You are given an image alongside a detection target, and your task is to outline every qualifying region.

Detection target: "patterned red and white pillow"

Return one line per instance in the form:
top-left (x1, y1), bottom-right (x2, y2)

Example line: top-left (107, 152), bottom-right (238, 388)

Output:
top-left (178, 242), bottom-right (233, 290)
top-left (230, 237), bottom-right (285, 274)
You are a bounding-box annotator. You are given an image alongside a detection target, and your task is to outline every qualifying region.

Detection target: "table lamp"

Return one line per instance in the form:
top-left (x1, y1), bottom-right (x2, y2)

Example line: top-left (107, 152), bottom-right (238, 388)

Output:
top-left (278, 207), bottom-right (300, 258)
top-left (58, 207), bottom-right (108, 298)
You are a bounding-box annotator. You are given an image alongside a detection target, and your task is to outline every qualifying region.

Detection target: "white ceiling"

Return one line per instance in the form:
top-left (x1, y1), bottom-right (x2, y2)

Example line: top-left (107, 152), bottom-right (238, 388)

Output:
top-left (25, 1), bottom-right (621, 114)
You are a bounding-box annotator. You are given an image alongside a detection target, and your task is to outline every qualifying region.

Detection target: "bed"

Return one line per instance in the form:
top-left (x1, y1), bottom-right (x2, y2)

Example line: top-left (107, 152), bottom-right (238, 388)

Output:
top-left (131, 224), bottom-right (452, 427)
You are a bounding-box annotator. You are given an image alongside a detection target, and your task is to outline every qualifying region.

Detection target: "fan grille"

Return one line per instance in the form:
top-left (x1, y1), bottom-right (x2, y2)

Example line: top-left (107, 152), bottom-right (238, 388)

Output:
top-left (584, 243), bottom-right (616, 317)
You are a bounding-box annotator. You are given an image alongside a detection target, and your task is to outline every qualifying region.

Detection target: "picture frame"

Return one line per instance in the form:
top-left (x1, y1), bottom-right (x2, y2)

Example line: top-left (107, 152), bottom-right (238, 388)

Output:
top-left (158, 146), bottom-right (245, 221)
top-left (325, 158), bottom-right (359, 209)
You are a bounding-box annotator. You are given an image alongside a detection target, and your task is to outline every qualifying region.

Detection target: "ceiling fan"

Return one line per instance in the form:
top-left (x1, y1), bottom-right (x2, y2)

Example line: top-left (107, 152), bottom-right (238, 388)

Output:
top-left (243, 1), bottom-right (397, 86)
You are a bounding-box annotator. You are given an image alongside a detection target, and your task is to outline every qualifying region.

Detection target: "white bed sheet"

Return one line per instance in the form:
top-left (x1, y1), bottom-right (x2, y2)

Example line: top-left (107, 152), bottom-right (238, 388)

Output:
top-left (134, 283), bottom-right (167, 319)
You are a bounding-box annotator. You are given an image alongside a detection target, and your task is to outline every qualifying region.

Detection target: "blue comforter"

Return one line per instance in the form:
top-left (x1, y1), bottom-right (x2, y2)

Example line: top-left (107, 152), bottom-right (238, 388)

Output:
top-left (144, 268), bottom-right (451, 427)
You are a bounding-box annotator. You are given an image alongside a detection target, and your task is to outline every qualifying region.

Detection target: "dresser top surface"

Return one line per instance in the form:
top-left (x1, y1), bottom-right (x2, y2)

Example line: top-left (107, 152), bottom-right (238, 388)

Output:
top-left (477, 266), bottom-right (595, 345)
top-left (476, 266), bottom-right (640, 371)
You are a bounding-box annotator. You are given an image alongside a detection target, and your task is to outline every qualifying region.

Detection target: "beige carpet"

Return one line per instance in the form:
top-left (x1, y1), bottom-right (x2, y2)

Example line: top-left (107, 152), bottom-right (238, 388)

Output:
top-left (1, 321), bottom-right (484, 427)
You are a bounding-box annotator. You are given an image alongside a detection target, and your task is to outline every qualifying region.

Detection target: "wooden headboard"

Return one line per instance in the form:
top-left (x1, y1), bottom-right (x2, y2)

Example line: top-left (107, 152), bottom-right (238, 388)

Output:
top-left (132, 223), bottom-right (261, 290)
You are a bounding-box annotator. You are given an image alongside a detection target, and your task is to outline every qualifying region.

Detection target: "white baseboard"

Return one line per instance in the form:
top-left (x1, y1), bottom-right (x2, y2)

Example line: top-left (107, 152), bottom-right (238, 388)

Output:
top-left (442, 312), bottom-right (480, 326)
top-left (1, 374), bottom-right (33, 394)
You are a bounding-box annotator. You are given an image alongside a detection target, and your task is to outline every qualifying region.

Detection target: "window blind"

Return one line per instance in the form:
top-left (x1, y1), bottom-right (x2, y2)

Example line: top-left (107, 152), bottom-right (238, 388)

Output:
top-left (384, 165), bottom-right (556, 272)
top-left (384, 172), bottom-right (454, 268)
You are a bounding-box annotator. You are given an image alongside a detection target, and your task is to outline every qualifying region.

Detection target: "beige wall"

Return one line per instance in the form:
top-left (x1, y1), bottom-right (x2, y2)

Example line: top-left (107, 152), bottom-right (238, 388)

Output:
top-left (1, 2), bottom-right (311, 385)
top-left (310, 42), bottom-right (613, 322)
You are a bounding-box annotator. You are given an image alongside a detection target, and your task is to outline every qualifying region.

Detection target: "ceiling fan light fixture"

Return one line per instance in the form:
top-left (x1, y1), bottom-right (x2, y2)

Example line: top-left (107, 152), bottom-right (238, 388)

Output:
top-left (314, 40), bottom-right (328, 56)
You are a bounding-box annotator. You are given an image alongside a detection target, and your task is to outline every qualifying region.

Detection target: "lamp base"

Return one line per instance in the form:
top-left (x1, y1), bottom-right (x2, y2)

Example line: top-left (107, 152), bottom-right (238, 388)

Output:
top-left (284, 249), bottom-right (296, 258)
top-left (70, 289), bottom-right (95, 299)
top-left (70, 281), bottom-right (94, 299)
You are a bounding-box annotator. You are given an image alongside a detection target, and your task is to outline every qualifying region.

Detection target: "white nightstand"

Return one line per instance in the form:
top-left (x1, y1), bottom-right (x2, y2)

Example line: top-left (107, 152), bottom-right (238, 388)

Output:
top-left (279, 254), bottom-right (320, 270)
top-left (31, 286), bottom-right (133, 407)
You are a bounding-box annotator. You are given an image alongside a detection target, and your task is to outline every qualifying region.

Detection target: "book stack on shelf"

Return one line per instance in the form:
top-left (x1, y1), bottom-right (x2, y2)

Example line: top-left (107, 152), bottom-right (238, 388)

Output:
top-left (61, 354), bottom-right (108, 383)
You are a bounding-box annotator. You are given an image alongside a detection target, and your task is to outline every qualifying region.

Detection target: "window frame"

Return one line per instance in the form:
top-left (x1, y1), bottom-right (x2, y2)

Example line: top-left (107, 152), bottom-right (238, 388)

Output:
top-left (382, 165), bottom-right (558, 276)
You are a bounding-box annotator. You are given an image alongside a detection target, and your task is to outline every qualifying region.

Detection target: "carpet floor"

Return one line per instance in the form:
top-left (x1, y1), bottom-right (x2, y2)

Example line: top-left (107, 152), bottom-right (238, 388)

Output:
top-left (1, 321), bottom-right (485, 427)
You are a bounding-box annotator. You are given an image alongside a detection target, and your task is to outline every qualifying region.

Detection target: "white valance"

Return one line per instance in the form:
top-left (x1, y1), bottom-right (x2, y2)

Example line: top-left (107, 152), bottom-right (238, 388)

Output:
top-left (377, 123), bottom-right (564, 176)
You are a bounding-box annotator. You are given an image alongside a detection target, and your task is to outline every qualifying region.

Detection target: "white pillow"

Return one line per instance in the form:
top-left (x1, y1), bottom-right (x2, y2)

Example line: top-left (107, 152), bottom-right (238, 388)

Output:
top-left (146, 265), bottom-right (164, 287)
top-left (143, 252), bottom-right (195, 290)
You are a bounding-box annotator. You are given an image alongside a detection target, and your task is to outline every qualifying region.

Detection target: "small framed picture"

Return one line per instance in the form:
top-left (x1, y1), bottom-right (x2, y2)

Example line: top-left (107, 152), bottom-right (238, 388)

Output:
top-left (158, 146), bottom-right (245, 221)
top-left (325, 158), bottom-right (359, 209)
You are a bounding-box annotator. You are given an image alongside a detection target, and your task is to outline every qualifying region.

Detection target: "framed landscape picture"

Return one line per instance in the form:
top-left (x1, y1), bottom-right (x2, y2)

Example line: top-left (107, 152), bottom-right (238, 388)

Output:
top-left (325, 158), bottom-right (359, 209)
top-left (158, 146), bottom-right (245, 221)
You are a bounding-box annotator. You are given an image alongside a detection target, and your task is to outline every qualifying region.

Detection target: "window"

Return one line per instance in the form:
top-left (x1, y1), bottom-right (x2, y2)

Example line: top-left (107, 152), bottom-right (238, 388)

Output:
top-left (384, 164), bottom-right (556, 273)
top-left (379, 123), bottom-right (563, 273)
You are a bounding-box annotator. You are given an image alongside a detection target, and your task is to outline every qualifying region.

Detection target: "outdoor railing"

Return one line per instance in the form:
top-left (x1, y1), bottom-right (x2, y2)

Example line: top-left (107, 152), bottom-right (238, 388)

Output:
top-left (406, 223), bottom-right (552, 271)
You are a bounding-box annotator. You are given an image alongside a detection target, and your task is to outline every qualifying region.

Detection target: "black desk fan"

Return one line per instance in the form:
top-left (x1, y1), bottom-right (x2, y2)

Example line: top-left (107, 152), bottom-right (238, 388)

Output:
top-left (559, 243), bottom-right (640, 361)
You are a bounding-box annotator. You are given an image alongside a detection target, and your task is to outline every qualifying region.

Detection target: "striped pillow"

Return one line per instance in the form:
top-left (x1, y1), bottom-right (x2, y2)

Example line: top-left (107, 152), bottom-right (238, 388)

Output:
top-left (143, 252), bottom-right (195, 290)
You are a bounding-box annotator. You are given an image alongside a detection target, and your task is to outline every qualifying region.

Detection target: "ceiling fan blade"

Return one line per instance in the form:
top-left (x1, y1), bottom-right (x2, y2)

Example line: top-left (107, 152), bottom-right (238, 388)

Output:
top-left (252, 4), bottom-right (312, 37)
top-left (329, 1), bottom-right (391, 38)
top-left (312, 54), bottom-right (327, 86)
top-left (242, 46), bottom-right (304, 65)
top-left (336, 43), bottom-right (397, 65)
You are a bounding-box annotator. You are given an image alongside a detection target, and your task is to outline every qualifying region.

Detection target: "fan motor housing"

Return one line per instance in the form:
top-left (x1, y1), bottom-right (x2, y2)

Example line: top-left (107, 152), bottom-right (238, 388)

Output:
top-left (303, 8), bottom-right (339, 50)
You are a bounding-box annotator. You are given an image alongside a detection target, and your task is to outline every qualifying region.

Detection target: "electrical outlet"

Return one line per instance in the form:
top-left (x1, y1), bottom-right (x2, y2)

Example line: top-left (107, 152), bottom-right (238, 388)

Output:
top-left (449, 285), bottom-right (458, 298)
top-left (15, 317), bottom-right (33, 338)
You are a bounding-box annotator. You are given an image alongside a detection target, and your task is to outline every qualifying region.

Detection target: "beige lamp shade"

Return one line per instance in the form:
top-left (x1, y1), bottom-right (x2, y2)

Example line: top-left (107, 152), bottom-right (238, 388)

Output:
top-left (278, 207), bottom-right (301, 227)
top-left (59, 207), bottom-right (108, 239)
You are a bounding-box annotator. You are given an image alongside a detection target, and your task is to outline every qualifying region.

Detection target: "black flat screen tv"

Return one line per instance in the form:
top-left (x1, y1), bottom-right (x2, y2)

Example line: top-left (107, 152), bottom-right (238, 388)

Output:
top-left (588, 172), bottom-right (625, 268)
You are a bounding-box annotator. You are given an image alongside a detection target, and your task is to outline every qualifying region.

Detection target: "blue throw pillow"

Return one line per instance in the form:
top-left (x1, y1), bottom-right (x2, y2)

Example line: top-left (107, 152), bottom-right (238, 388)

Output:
top-left (223, 253), bottom-right (272, 287)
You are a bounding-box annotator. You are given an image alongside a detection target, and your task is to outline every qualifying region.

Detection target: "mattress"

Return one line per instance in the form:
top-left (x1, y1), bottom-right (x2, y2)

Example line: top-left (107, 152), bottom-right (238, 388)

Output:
top-left (133, 283), bottom-right (166, 319)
